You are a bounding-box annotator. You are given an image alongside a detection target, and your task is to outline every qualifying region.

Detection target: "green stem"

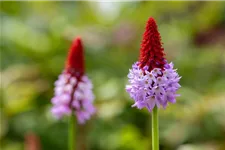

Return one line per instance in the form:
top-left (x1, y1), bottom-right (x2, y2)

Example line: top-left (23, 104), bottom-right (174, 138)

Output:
top-left (69, 112), bottom-right (76, 150)
top-left (152, 107), bottom-right (159, 150)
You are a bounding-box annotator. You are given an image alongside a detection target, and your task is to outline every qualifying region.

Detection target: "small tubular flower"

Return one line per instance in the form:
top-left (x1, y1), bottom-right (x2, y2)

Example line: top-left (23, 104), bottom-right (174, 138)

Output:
top-left (51, 37), bottom-right (95, 124)
top-left (126, 17), bottom-right (181, 112)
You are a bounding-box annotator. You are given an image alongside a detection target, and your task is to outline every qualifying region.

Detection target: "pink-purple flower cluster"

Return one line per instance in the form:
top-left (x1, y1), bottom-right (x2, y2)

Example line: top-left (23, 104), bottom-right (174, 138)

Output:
top-left (126, 62), bottom-right (181, 112)
top-left (51, 71), bottom-right (95, 124)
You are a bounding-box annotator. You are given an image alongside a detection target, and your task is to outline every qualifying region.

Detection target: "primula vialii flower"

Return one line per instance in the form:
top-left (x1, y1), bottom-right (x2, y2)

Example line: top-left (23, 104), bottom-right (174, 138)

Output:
top-left (126, 17), bottom-right (181, 112)
top-left (51, 37), bottom-right (95, 124)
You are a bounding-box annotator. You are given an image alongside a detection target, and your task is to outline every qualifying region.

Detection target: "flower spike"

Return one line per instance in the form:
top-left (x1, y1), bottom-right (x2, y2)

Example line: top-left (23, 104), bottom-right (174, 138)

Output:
top-left (51, 37), bottom-right (95, 124)
top-left (126, 17), bottom-right (181, 112)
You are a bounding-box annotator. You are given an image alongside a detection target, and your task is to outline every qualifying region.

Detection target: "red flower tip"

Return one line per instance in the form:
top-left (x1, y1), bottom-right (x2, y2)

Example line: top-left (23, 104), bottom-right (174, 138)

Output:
top-left (65, 37), bottom-right (85, 75)
top-left (139, 17), bottom-right (166, 71)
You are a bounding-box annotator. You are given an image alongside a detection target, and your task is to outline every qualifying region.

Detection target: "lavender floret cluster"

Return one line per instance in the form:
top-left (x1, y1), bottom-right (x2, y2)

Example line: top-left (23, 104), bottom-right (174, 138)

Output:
top-left (126, 62), bottom-right (181, 112)
top-left (51, 71), bottom-right (95, 124)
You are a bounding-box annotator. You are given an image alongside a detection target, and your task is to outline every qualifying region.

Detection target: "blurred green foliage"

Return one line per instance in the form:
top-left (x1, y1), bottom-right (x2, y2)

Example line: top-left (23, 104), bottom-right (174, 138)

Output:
top-left (1, 1), bottom-right (225, 150)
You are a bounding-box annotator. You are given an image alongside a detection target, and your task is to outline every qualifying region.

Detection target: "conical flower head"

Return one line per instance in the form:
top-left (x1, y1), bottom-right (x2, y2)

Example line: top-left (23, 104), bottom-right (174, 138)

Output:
top-left (126, 17), bottom-right (181, 112)
top-left (139, 17), bottom-right (165, 71)
top-left (66, 37), bottom-right (85, 75)
top-left (51, 37), bottom-right (95, 124)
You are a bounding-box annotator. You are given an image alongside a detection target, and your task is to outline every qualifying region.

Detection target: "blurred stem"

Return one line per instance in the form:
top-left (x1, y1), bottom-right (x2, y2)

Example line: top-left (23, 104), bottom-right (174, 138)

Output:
top-left (69, 112), bottom-right (76, 150)
top-left (152, 107), bottom-right (159, 150)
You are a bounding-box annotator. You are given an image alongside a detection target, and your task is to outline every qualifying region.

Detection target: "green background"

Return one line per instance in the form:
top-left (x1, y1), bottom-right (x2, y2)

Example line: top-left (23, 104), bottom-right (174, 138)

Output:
top-left (1, 1), bottom-right (225, 150)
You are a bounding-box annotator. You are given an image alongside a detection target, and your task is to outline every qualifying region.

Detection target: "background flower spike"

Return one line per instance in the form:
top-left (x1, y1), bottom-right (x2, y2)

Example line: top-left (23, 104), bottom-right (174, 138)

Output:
top-left (51, 37), bottom-right (95, 124)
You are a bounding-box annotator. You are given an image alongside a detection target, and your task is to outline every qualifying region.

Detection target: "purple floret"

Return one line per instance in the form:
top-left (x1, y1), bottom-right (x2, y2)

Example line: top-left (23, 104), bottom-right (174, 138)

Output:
top-left (126, 62), bottom-right (181, 112)
top-left (51, 71), bottom-right (95, 124)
